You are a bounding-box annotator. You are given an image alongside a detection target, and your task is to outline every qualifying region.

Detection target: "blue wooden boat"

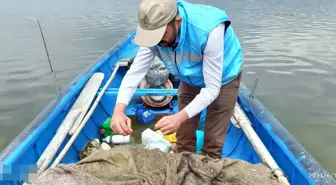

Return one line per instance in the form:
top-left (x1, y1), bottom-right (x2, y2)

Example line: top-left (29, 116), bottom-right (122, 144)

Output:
top-left (0, 31), bottom-right (335, 185)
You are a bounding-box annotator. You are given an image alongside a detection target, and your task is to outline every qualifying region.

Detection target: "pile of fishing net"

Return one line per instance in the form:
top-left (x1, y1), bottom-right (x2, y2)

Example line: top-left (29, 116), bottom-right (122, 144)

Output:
top-left (33, 144), bottom-right (282, 185)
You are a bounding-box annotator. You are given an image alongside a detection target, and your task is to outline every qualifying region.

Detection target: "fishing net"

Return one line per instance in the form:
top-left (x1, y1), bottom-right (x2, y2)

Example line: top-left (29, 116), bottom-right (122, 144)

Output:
top-left (32, 144), bottom-right (282, 185)
top-left (145, 57), bottom-right (170, 88)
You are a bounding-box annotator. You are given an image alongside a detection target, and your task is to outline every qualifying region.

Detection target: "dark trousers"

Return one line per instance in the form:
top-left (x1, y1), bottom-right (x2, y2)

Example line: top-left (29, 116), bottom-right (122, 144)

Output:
top-left (176, 73), bottom-right (242, 159)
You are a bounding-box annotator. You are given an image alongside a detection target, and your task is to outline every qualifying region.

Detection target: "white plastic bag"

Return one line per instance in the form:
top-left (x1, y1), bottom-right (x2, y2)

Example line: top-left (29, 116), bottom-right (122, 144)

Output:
top-left (141, 128), bottom-right (171, 152)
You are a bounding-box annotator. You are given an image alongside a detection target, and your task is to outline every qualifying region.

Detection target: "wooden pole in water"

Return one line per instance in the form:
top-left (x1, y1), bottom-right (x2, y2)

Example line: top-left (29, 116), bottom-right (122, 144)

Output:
top-left (232, 103), bottom-right (290, 185)
top-left (50, 63), bottom-right (120, 168)
top-left (37, 19), bottom-right (61, 99)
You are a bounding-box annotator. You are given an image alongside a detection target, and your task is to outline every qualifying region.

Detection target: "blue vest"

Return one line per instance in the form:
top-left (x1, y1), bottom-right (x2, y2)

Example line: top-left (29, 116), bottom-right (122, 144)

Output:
top-left (150, 0), bottom-right (243, 87)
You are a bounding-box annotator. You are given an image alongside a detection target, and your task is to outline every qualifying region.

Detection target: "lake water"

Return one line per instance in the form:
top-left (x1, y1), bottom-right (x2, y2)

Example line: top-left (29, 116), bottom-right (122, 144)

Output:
top-left (0, 0), bottom-right (335, 174)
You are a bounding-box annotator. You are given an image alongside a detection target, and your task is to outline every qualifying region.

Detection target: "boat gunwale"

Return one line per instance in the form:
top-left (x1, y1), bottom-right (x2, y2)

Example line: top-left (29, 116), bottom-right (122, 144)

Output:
top-left (0, 31), bottom-right (136, 165)
top-left (238, 83), bottom-right (336, 185)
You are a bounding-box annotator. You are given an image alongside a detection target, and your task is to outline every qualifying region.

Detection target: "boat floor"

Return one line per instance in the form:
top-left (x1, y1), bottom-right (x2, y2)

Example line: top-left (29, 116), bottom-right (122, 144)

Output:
top-left (109, 111), bottom-right (261, 165)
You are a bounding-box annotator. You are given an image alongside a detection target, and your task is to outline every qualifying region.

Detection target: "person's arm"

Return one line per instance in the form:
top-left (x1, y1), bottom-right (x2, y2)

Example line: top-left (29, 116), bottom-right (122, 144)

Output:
top-left (155, 23), bottom-right (225, 134)
top-left (112, 47), bottom-right (155, 135)
top-left (114, 47), bottom-right (155, 113)
top-left (181, 23), bottom-right (225, 119)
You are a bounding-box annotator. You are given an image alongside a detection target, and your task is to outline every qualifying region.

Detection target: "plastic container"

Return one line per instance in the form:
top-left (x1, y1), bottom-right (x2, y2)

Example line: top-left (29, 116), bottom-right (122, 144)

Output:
top-left (196, 130), bottom-right (204, 154)
top-left (112, 135), bottom-right (131, 144)
top-left (145, 143), bottom-right (170, 153)
top-left (136, 107), bottom-right (155, 124)
top-left (141, 128), bottom-right (171, 152)
top-left (156, 130), bottom-right (177, 143)
top-left (100, 117), bottom-right (114, 137)
top-left (198, 109), bottom-right (207, 130)
top-left (103, 135), bottom-right (131, 144)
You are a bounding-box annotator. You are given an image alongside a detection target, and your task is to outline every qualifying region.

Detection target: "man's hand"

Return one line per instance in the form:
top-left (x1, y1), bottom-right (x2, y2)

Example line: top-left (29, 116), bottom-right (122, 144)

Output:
top-left (155, 110), bottom-right (189, 135)
top-left (110, 104), bottom-right (133, 135)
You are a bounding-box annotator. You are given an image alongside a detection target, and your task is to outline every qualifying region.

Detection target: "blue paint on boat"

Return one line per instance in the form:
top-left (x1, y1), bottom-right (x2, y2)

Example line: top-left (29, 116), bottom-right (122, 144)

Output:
top-left (0, 30), bottom-right (335, 185)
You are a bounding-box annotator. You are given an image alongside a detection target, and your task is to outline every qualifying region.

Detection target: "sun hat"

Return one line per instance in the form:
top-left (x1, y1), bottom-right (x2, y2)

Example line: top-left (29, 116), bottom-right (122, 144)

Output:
top-left (135, 0), bottom-right (177, 47)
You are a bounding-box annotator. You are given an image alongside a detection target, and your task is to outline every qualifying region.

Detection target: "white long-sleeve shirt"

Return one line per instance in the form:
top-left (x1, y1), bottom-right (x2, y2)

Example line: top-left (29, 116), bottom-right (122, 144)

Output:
top-left (116, 23), bottom-right (225, 119)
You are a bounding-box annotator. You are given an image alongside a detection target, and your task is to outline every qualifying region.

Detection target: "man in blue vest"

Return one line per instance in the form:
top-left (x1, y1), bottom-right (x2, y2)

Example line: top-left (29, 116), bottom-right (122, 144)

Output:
top-left (111, 0), bottom-right (243, 159)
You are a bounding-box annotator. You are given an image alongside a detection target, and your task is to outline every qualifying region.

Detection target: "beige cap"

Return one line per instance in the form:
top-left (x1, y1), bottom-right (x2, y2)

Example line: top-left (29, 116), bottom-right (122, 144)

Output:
top-left (135, 0), bottom-right (177, 47)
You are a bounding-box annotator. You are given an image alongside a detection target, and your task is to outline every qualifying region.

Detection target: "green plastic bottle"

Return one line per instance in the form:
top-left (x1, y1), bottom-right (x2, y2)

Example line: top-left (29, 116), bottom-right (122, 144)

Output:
top-left (100, 117), bottom-right (114, 137)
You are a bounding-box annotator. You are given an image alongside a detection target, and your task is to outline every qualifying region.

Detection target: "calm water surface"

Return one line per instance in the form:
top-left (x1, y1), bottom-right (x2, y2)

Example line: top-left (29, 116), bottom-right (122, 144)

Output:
top-left (0, 0), bottom-right (335, 173)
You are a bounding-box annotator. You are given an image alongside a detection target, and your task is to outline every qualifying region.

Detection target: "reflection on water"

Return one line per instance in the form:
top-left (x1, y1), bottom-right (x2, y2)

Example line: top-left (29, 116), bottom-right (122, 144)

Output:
top-left (0, 0), bottom-right (335, 174)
